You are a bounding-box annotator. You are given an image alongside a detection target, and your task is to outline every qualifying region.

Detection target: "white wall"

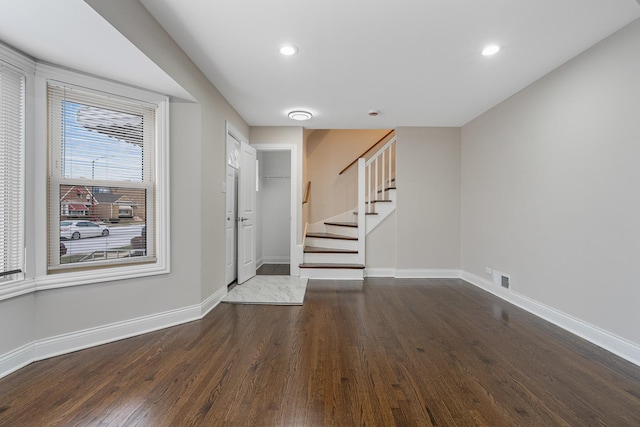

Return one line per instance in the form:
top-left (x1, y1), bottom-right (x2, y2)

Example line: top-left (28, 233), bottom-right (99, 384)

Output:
top-left (461, 19), bottom-right (640, 346)
top-left (1, 0), bottom-right (250, 376)
top-left (365, 211), bottom-right (396, 274)
top-left (260, 151), bottom-right (291, 263)
top-left (396, 127), bottom-right (461, 271)
top-left (366, 127), bottom-right (461, 275)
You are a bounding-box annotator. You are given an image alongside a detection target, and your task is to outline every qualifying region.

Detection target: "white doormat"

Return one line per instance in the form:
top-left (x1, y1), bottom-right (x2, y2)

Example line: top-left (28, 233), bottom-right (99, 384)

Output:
top-left (222, 275), bottom-right (308, 305)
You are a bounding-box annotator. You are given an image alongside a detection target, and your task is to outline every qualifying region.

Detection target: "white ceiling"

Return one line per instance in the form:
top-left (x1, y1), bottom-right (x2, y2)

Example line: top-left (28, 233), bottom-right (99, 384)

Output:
top-left (0, 0), bottom-right (193, 101)
top-left (1, 1), bottom-right (639, 129)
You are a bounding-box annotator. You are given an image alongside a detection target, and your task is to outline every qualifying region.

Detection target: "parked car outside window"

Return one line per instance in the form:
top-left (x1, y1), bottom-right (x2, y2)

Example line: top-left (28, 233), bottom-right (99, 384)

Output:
top-left (60, 220), bottom-right (110, 240)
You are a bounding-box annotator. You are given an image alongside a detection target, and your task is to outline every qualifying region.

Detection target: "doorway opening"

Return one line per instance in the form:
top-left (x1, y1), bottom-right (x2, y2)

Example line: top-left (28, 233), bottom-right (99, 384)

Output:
top-left (256, 150), bottom-right (291, 275)
top-left (225, 122), bottom-right (296, 286)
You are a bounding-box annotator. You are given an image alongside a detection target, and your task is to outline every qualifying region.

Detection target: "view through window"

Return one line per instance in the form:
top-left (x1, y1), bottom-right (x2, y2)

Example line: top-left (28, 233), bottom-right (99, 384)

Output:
top-left (49, 85), bottom-right (155, 269)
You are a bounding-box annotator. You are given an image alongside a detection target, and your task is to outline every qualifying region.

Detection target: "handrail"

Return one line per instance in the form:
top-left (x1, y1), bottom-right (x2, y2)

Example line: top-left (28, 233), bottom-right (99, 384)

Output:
top-left (339, 129), bottom-right (395, 175)
top-left (302, 181), bottom-right (311, 204)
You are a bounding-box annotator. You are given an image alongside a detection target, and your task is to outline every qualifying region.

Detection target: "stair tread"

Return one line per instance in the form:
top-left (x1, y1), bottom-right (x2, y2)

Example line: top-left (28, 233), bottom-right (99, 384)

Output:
top-left (377, 187), bottom-right (397, 193)
top-left (304, 246), bottom-right (358, 254)
top-left (324, 221), bottom-right (358, 228)
top-left (299, 263), bottom-right (365, 269)
top-left (353, 211), bottom-right (378, 216)
top-left (306, 232), bottom-right (358, 241)
top-left (366, 199), bottom-right (392, 204)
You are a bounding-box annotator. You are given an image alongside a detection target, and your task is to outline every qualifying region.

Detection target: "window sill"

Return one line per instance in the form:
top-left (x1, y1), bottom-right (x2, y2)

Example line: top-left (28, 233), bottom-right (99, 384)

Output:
top-left (0, 262), bottom-right (169, 302)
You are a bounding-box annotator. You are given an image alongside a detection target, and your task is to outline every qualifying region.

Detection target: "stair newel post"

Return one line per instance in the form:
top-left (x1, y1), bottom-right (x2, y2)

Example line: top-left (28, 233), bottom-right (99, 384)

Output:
top-left (357, 158), bottom-right (366, 266)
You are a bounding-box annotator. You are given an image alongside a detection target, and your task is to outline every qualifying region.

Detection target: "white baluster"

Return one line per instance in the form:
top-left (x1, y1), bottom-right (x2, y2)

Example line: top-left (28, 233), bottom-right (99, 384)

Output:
top-left (367, 162), bottom-right (372, 213)
top-left (388, 142), bottom-right (393, 188)
top-left (381, 150), bottom-right (386, 200)
top-left (374, 158), bottom-right (379, 203)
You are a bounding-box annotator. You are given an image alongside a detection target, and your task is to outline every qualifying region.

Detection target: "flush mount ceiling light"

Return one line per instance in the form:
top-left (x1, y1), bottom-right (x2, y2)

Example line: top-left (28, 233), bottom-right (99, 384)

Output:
top-left (482, 44), bottom-right (501, 56)
top-left (288, 110), bottom-right (313, 121)
top-left (279, 45), bottom-right (299, 56)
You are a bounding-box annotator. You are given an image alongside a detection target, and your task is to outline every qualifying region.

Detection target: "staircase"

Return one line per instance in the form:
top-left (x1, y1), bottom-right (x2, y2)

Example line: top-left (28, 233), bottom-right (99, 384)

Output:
top-left (299, 134), bottom-right (397, 280)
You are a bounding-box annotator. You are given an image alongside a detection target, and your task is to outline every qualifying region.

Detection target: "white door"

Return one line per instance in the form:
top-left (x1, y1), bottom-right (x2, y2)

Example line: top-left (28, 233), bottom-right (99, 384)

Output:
top-left (237, 141), bottom-right (257, 284)
top-left (225, 165), bottom-right (237, 285)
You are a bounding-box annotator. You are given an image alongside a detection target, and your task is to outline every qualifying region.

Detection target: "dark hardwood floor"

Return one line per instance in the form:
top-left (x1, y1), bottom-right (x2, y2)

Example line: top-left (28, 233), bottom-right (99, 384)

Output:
top-left (257, 263), bottom-right (290, 275)
top-left (1, 278), bottom-right (640, 426)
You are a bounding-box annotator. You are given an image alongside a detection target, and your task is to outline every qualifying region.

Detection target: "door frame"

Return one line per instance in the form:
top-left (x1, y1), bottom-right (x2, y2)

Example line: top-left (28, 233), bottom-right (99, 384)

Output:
top-left (226, 122), bottom-right (300, 278)
top-left (253, 144), bottom-right (299, 276)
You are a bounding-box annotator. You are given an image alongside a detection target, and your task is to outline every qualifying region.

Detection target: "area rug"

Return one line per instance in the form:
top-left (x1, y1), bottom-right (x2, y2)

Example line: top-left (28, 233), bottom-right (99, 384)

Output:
top-left (222, 275), bottom-right (308, 305)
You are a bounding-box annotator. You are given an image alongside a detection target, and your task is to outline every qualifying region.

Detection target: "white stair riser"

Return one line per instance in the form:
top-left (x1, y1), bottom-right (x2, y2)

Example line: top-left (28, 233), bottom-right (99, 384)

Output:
top-left (368, 187), bottom-right (396, 203)
top-left (369, 191), bottom-right (396, 203)
top-left (304, 252), bottom-right (359, 264)
top-left (305, 237), bottom-right (358, 251)
top-left (324, 224), bottom-right (358, 238)
top-left (299, 268), bottom-right (364, 280)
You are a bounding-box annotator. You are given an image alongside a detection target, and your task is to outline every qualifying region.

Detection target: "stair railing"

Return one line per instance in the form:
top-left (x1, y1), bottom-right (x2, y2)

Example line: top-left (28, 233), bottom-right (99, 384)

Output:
top-left (356, 135), bottom-right (396, 265)
top-left (364, 136), bottom-right (396, 213)
top-left (339, 130), bottom-right (395, 175)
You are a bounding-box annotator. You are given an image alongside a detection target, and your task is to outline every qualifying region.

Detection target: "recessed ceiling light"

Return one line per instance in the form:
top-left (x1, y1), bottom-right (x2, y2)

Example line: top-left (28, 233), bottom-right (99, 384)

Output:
top-left (288, 110), bottom-right (312, 121)
top-left (279, 45), bottom-right (298, 56)
top-left (482, 44), bottom-right (501, 56)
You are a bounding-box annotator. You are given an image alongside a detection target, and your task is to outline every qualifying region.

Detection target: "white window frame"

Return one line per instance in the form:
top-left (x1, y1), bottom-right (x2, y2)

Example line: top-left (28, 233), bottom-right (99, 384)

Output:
top-left (34, 64), bottom-right (170, 290)
top-left (47, 81), bottom-right (157, 270)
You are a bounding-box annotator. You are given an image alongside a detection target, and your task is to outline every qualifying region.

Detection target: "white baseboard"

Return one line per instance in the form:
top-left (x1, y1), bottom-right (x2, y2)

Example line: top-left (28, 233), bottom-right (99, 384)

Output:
top-left (34, 305), bottom-right (202, 362)
top-left (395, 269), bottom-right (461, 278)
top-left (201, 286), bottom-right (227, 317)
top-left (0, 288), bottom-right (227, 380)
top-left (0, 343), bottom-right (35, 380)
top-left (461, 271), bottom-right (640, 367)
top-left (364, 268), bottom-right (396, 277)
top-left (262, 256), bottom-right (290, 263)
top-left (365, 268), bottom-right (461, 278)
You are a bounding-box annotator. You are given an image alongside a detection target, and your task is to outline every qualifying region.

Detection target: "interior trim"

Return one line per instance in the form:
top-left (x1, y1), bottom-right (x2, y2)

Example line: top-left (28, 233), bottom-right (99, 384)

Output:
top-left (0, 287), bottom-right (227, 380)
top-left (461, 271), bottom-right (640, 367)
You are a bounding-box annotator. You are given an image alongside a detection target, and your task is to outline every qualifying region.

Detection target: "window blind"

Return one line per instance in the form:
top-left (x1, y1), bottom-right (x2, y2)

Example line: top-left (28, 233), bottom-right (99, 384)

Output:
top-left (0, 64), bottom-right (25, 278)
top-left (48, 83), bottom-right (156, 269)
top-left (47, 84), bottom-right (154, 183)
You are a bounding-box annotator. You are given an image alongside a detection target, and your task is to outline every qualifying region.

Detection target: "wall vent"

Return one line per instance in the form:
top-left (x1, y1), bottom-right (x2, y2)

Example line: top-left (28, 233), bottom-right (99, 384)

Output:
top-left (501, 275), bottom-right (510, 289)
top-left (492, 270), bottom-right (511, 289)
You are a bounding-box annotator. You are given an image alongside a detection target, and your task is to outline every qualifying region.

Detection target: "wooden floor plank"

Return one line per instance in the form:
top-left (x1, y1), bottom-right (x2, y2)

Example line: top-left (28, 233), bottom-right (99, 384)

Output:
top-left (256, 263), bottom-right (290, 275)
top-left (1, 278), bottom-right (640, 426)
